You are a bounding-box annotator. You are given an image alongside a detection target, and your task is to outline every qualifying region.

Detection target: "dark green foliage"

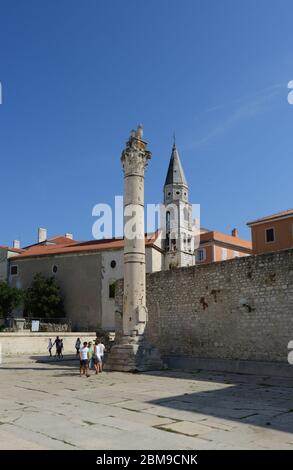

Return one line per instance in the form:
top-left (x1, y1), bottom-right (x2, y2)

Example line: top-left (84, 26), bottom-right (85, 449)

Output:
top-left (0, 282), bottom-right (23, 318)
top-left (24, 273), bottom-right (65, 319)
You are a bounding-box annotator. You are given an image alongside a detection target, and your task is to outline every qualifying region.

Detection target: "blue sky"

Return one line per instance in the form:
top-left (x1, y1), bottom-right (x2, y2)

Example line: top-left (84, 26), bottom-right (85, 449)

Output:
top-left (0, 0), bottom-right (292, 246)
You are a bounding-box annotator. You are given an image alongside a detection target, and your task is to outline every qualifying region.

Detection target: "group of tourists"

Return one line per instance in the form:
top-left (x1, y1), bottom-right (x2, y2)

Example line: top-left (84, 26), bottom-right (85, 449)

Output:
top-left (75, 337), bottom-right (105, 377)
top-left (47, 335), bottom-right (106, 377)
top-left (47, 336), bottom-right (64, 359)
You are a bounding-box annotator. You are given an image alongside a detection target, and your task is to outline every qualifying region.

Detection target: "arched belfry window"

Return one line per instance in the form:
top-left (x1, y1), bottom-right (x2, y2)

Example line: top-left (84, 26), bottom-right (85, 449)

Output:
top-left (166, 211), bottom-right (171, 251)
top-left (166, 211), bottom-right (170, 232)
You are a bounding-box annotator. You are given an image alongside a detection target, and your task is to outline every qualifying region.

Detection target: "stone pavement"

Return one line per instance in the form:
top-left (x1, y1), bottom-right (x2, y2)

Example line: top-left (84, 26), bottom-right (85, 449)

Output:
top-left (0, 355), bottom-right (293, 449)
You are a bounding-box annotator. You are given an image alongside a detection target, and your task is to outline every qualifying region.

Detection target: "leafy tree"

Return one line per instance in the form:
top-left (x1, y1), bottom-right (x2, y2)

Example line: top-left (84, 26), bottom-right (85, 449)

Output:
top-left (0, 282), bottom-right (23, 318)
top-left (24, 273), bottom-right (65, 319)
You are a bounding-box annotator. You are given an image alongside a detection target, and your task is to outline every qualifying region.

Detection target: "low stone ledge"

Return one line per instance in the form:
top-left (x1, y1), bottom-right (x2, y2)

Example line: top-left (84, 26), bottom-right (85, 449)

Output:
top-left (0, 332), bottom-right (98, 356)
top-left (0, 331), bottom-right (97, 337)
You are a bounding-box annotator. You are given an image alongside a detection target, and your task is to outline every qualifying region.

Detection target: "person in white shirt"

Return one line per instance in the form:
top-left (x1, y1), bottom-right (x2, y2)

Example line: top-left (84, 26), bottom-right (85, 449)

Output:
top-left (94, 339), bottom-right (106, 373)
top-left (79, 342), bottom-right (90, 377)
top-left (48, 338), bottom-right (53, 357)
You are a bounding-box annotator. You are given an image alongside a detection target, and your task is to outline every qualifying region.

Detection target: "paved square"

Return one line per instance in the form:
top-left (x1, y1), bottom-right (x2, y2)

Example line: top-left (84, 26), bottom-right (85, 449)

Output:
top-left (1, 356), bottom-right (293, 449)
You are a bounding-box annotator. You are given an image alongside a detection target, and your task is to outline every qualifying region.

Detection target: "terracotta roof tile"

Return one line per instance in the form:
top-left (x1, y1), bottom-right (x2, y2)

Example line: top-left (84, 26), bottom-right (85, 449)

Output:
top-left (200, 231), bottom-right (252, 250)
top-left (10, 231), bottom-right (160, 260)
top-left (47, 236), bottom-right (78, 245)
top-left (23, 235), bottom-right (78, 249)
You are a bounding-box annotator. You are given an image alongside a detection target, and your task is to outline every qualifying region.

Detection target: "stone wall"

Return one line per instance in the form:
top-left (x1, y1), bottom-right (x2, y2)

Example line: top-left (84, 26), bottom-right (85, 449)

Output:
top-left (115, 248), bottom-right (293, 363)
top-left (0, 331), bottom-right (97, 357)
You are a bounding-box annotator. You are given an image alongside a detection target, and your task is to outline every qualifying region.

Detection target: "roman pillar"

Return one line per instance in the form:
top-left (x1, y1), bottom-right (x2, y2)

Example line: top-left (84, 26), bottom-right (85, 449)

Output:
top-left (105, 125), bottom-right (163, 372)
top-left (121, 125), bottom-right (150, 337)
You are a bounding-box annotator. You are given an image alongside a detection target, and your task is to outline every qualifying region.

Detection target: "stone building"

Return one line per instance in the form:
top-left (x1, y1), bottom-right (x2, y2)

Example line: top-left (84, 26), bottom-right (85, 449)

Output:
top-left (163, 142), bottom-right (196, 269)
top-left (162, 142), bottom-right (252, 266)
top-left (0, 245), bottom-right (23, 283)
top-left (2, 231), bottom-right (163, 330)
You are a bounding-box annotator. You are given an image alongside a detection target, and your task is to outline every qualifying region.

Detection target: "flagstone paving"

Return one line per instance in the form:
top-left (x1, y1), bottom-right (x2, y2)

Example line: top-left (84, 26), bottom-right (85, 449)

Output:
top-left (0, 356), bottom-right (293, 449)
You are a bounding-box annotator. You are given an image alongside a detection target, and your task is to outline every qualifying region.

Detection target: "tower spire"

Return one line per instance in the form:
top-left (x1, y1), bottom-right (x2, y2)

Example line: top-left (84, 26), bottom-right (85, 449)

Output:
top-left (162, 138), bottom-right (195, 270)
top-left (164, 139), bottom-right (188, 188)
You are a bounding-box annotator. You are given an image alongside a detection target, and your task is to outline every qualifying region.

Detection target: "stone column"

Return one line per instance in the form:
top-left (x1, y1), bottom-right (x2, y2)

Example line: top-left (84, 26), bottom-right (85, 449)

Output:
top-left (122, 125), bottom-right (149, 337)
top-left (106, 126), bottom-right (163, 372)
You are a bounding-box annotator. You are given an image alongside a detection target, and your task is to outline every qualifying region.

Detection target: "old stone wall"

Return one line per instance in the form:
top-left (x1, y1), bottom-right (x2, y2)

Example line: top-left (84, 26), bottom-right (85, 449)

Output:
top-left (115, 249), bottom-right (293, 363)
top-left (0, 331), bottom-right (97, 356)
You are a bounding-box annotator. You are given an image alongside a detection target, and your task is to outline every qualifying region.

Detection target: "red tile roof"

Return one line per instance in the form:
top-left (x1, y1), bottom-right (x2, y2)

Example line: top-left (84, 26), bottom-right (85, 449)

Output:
top-left (23, 235), bottom-right (78, 249)
top-left (47, 236), bottom-right (77, 245)
top-left (200, 231), bottom-right (252, 251)
top-left (247, 209), bottom-right (293, 226)
top-left (10, 231), bottom-right (161, 260)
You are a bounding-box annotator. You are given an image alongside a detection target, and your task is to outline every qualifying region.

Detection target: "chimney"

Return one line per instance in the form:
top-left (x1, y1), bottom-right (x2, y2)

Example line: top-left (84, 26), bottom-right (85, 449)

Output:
top-left (65, 233), bottom-right (73, 240)
top-left (38, 228), bottom-right (47, 243)
top-left (231, 228), bottom-right (238, 238)
top-left (13, 240), bottom-right (20, 249)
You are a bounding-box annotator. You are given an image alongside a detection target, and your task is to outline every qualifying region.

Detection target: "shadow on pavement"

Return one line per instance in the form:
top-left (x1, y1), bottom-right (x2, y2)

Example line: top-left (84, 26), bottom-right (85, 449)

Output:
top-left (144, 369), bottom-right (293, 435)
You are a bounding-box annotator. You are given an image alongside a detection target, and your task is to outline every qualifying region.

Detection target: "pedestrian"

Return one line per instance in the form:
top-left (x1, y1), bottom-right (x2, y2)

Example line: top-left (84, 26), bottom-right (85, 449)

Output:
top-left (96, 338), bottom-right (105, 372)
top-left (54, 336), bottom-right (62, 359)
top-left (79, 341), bottom-right (90, 377)
top-left (59, 338), bottom-right (64, 359)
top-left (88, 341), bottom-right (94, 369)
top-left (93, 341), bottom-right (101, 375)
top-left (75, 337), bottom-right (81, 356)
top-left (52, 336), bottom-right (60, 357)
top-left (48, 338), bottom-right (53, 357)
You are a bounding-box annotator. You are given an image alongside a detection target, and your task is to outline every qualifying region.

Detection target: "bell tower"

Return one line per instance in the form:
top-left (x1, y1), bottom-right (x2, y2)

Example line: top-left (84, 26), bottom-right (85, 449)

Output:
top-left (163, 140), bottom-right (195, 269)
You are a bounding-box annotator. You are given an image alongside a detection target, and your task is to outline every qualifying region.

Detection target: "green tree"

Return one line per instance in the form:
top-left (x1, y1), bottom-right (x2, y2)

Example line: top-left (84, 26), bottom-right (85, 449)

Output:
top-left (24, 273), bottom-right (65, 319)
top-left (0, 282), bottom-right (23, 318)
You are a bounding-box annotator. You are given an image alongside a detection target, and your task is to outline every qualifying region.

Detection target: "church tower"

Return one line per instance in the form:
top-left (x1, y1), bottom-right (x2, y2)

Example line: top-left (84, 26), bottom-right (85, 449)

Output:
top-left (163, 141), bottom-right (195, 269)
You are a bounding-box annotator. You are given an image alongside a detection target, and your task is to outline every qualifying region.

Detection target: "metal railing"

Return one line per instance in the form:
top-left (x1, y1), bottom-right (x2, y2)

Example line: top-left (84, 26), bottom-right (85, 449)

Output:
top-left (0, 317), bottom-right (71, 332)
top-left (0, 317), bottom-right (105, 333)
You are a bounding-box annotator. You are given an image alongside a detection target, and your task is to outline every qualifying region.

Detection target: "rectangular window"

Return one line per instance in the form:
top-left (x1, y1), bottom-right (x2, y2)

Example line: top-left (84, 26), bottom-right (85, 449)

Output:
top-left (265, 228), bottom-right (275, 243)
top-left (109, 282), bottom-right (116, 299)
top-left (10, 265), bottom-right (18, 276)
top-left (197, 248), bottom-right (206, 262)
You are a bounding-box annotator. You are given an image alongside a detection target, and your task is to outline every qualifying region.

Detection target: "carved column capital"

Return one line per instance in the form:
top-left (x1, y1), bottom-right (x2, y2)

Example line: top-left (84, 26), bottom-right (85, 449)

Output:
top-left (121, 133), bottom-right (151, 176)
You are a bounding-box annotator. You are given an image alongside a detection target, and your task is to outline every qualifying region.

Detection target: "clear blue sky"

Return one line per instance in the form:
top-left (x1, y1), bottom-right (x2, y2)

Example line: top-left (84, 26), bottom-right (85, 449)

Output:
top-left (0, 0), bottom-right (292, 246)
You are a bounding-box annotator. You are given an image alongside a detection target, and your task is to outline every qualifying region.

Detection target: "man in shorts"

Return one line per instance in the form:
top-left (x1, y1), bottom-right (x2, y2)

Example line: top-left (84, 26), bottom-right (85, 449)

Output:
top-left (93, 340), bottom-right (102, 375)
top-left (79, 341), bottom-right (90, 377)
